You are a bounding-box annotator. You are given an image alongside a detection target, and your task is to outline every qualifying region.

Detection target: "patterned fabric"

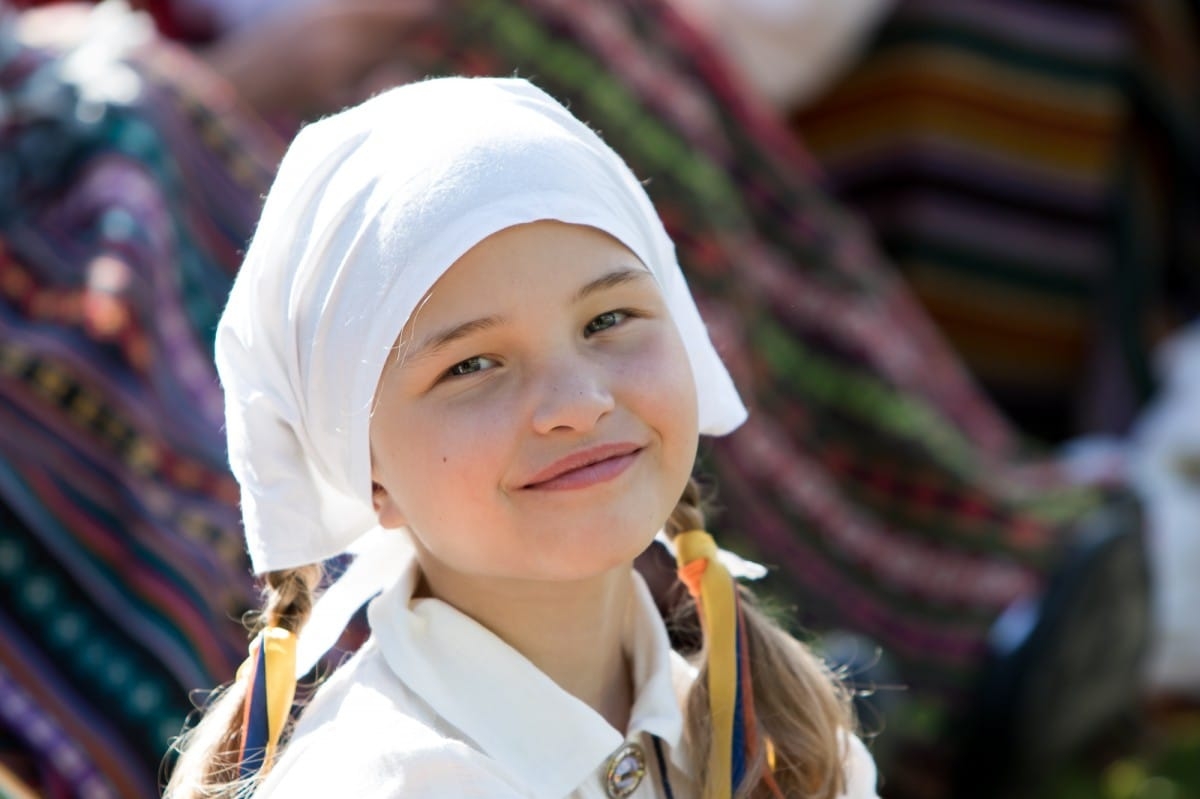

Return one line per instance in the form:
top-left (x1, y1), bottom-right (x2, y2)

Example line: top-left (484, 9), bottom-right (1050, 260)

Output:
top-left (0, 21), bottom-right (278, 799)
top-left (791, 0), bottom-right (1200, 441)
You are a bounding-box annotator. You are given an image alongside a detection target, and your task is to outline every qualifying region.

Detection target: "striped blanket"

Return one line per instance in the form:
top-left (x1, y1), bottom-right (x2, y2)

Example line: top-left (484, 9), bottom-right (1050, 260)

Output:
top-left (791, 0), bottom-right (1200, 442)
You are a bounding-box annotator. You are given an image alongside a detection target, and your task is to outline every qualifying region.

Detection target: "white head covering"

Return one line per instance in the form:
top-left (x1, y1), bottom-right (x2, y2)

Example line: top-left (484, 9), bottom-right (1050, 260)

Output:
top-left (215, 77), bottom-right (747, 673)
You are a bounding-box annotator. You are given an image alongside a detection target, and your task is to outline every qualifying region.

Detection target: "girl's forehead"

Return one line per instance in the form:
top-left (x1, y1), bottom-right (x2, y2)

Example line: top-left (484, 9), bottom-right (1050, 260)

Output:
top-left (458, 220), bottom-right (642, 266)
top-left (424, 220), bottom-right (650, 302)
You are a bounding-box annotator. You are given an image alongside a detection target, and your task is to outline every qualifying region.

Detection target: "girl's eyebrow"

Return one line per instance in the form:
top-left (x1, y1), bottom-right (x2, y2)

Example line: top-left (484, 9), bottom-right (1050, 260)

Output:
top-left (408, 267), bottom-right (651, 362)
top-left (407, 316), bottom-right (505, 362)
top-left (572, 266), bottom-right (651, 303)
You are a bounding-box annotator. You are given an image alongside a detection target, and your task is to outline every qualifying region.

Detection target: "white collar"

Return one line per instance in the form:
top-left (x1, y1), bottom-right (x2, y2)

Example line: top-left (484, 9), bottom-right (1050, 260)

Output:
top-left (367, 558), bottom-right (688, 799)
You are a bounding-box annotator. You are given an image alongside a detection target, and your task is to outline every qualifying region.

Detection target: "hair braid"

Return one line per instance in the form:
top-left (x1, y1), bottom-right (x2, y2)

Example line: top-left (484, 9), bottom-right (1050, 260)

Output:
top-left (665, 474), bottom-right (706, 537)
top-left (257, 565), bottom-right (322, 633)
top-left (163, 565), bottom-right (323, 799)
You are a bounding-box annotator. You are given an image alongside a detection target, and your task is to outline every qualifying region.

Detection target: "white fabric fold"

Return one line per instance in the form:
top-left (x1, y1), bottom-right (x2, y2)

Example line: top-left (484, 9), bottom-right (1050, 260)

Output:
top-left (293, 528), bottom-right (414, 679)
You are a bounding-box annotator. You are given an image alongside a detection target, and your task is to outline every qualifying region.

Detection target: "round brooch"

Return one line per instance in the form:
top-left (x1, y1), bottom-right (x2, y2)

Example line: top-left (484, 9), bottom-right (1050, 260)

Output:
top-left (604, 741), bottom-right (647, 799)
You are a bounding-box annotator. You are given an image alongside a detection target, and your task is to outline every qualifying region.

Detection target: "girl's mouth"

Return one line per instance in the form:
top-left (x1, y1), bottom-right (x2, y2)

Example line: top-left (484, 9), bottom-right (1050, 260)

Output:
top-left (522, 443), bottom-right (643, 490)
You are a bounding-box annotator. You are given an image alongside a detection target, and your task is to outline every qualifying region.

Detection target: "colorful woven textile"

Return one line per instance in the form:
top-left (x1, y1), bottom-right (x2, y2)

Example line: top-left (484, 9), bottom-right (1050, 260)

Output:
top-left (791, 0), bottom-right (1200, 442)
top-left (0, 21), bottom-right (278, 798)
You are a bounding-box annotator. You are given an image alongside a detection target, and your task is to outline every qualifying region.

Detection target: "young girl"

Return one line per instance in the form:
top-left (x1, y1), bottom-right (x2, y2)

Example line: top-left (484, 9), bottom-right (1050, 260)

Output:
top-left (165, 76), bottom-right (878, 799)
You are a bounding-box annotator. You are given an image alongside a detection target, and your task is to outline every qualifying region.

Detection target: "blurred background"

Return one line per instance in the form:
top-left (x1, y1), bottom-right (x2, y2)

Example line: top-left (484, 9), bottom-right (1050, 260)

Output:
top-left (0, 1), bottom-right (1196, 797)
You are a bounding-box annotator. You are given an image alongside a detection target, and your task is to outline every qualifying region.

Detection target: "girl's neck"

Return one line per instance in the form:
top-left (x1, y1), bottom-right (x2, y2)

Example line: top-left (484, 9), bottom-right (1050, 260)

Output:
top-left (417, 562), bottom-right (636, 733)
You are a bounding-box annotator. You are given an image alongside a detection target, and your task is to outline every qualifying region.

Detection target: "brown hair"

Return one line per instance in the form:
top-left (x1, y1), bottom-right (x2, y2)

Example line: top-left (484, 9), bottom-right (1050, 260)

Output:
top-left (163, 565), bottom-right (322, 799)
top-left (663, 477), bottom-right (855, 799)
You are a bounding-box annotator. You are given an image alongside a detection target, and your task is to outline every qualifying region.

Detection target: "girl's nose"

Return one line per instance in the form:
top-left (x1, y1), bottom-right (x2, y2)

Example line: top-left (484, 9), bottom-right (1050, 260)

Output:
top-left (530, 358), bottom-right (616, 435)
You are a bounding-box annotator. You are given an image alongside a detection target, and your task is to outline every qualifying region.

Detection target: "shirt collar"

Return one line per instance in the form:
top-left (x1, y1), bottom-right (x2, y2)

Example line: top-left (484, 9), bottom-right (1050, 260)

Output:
top-left (367, 557), bottom-right (686, 799)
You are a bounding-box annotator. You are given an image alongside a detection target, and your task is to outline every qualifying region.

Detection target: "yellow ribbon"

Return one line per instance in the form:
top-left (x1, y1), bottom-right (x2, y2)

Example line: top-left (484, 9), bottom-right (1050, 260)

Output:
top-left (237, 626), bottom-right (297, 767)
top-left (674, 530), bottom-right (737, 799)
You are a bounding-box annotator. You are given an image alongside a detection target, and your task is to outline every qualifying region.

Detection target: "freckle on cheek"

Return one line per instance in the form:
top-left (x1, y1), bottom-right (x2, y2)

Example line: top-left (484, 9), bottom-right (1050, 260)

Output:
top-left (442, 456), bottom-right (448, 464)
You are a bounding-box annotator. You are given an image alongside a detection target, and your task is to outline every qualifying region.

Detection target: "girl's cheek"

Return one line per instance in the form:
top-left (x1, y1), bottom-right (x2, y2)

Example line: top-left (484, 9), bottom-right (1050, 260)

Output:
top-left (629, 331), bottom-right (693, 387)
top-left (433, 390), bottom-right (519, 451)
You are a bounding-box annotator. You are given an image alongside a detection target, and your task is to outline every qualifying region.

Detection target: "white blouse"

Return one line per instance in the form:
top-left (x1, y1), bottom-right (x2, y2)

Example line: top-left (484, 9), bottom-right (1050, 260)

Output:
top-left (255, 559), bottom-right (879, 798)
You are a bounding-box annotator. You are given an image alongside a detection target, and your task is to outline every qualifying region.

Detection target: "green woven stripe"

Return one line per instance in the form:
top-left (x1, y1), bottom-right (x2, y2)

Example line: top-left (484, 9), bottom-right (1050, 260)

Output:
top-left (875, 18), bottom-right (1125, 85)
top-left (467, 0), bottom-right (748, 230)
top-left (754, 319), bottom-right (979, 474)
top-left (886, 236), bottom-right (1099, 298)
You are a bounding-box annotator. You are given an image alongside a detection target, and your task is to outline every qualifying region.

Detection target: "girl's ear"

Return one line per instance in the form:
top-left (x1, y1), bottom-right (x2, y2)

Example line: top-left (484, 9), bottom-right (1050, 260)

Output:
top-left (371, 480), bottom-right (407, 529)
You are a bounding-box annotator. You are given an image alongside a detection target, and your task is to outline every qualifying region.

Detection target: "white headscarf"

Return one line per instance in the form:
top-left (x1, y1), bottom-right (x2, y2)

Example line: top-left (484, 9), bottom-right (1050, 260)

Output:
top-left (215, 77), bottom-right (747, 673)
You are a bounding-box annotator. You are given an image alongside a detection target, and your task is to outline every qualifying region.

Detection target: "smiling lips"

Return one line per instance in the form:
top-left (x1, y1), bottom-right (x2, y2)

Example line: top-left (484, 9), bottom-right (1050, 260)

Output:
top-left (522, 443), bottom-right (644, 491)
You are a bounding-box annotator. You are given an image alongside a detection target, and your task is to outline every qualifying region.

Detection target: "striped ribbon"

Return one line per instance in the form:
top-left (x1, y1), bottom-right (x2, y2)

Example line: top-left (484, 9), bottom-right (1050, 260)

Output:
top-left (674, 530), bottom-right (780, 798)
top-left (236, 627), bottom-right (297, 780)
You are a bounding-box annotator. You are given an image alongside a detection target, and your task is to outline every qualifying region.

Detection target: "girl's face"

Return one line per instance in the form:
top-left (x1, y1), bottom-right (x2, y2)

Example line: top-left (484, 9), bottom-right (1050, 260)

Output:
top-left (369, 221), bottom-right (699, 584)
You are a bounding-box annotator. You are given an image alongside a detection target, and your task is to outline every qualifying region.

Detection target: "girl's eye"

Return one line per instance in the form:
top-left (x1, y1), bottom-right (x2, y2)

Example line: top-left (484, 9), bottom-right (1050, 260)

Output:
top-left (446, 355), bottom-right (495, 378)
top-left (584, 310), bottom-right (628, 336)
